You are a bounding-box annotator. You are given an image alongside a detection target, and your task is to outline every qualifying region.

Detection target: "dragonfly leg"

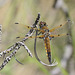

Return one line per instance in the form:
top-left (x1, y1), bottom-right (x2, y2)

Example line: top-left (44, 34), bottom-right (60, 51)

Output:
top-left (14, 54), bottom-right (23, 65)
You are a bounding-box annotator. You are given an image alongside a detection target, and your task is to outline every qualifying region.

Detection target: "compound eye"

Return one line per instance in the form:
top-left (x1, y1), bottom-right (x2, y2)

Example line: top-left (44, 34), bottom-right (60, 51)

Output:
top-left (44, 22), bottom-right (46, 26)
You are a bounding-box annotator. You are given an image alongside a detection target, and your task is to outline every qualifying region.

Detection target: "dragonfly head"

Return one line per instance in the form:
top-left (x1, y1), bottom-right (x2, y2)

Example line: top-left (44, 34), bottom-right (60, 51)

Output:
top-left (39, 21), bottom-right (47, 29)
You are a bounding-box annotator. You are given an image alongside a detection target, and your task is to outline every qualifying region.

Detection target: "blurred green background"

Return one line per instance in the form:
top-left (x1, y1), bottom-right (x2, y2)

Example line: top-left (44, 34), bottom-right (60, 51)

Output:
top-left (0, 0), bottom-right (75, 75)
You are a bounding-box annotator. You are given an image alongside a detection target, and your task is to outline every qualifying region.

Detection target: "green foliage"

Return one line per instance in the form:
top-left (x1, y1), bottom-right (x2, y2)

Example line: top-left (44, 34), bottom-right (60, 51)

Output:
top-left (0, 0), bottom-right (75, 75)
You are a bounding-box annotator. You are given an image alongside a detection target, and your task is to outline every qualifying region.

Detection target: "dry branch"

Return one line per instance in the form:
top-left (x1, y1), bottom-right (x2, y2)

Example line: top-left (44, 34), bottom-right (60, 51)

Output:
top-left (0, 13), bottom-right (40, 70)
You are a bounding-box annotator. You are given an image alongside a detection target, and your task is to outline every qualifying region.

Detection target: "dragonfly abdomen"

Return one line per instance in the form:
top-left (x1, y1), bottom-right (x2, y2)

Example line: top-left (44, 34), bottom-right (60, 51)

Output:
top-left (44, 37), bottom-right (52, 64)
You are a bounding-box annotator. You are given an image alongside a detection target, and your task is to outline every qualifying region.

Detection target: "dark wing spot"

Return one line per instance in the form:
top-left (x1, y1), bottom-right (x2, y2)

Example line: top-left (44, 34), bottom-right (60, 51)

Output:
top-left (27, 26), bottom-right (30, 28)
top-left (16, 37), bottom-right (20, 39)
top-left (15, 23), bottom-right (19, 24)
top-left (30, 36), bottom-right (32, 38)
top-left (52, 36), bottom-right (54, 38)
top-left (67, 33), bottom-right (69, 35)
top-left (58, 34), bottom-right (60, 36)
top-left (60, 24), bottom-right (62, 26)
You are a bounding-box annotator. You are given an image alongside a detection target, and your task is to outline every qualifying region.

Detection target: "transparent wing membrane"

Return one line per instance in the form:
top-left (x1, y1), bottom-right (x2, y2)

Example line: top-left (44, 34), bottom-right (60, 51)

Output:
top-left (50, 20), bottom-right (72, 35)
top-left (49, 20), bottom-right (69, 32)
top-left (50, 33), bottom-right (69, 38)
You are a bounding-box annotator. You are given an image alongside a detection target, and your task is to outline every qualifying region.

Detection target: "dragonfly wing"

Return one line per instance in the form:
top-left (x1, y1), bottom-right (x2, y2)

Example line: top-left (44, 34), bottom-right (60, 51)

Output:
top-left (49, 20), bottom-right (72, 32)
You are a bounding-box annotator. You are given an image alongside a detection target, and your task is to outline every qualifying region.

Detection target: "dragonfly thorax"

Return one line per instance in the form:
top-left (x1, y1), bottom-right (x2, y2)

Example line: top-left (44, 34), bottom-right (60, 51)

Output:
top-left (44, 32), bottom-right (50, 37)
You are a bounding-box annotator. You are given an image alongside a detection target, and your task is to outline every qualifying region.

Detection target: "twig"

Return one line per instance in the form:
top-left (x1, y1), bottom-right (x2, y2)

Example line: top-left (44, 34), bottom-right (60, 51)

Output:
top-left (0, 13), bottom-right (40, 70)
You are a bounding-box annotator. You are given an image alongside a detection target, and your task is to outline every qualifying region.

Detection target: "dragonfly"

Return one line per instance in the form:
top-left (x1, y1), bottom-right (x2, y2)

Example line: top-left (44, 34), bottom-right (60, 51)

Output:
top-left (15, 13), bottom-right (71, 66)
top-left (0, 13), bottom-right (71, 70)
